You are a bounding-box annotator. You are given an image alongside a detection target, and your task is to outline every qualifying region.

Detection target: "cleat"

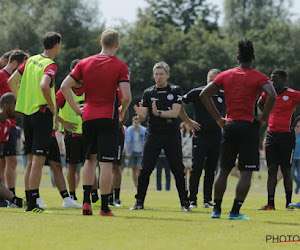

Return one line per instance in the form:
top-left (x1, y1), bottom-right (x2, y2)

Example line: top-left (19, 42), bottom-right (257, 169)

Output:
top-left (289, 202), bottom-right (300, 209)
top-left (189, 200), bottom-right (197, 208)
top-left (182, 205), bottom-right (192, 212)
top-left (203, 202), bottom-right (215, 209)
top-left (26, 206), bottom-right (52, 214)
top-left (99, 210), bottom-right (116, 216)
top-left (130, 201), bottom-right (144, 210)
top-left (258, 204), bottom-right (275, 210)
top-left (114, 199), bottom-right (122, 207)
top-left (0, 198), bottom-right (8, 207)
top-left (82, 203), bottom-right (92, 215)
top-left (37, 198), bottom-right (48, 207)
top-left (9, 197), bottom-right (23, 208)
top-left (228, 212), bottom-right (250, 221)
top-left (285, 205), bottom-right (294, 211)
top-left (108, 194), bottom-right (114, 206)
top-left (62, 197), bottom-right (82, 208)
top-left (181, 200), bottom-right (191, 211)
top-left (211, 210), bottom-right (221, 219)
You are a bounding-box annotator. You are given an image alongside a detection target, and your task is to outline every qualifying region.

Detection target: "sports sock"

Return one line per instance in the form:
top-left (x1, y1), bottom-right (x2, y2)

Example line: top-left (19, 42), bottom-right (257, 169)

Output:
top-left (83, 185), bottom-right (92, 204)
top-left (9, 187), bottom-right (15, 195)
top-left (25, 190), bottom-right (30, 203)
top-left (214, 199), bottom-right (222, 212)
top-left (60, 190), bottom-right (69, 199)
top-left (114, 188), bottom-right (120, 200)
top-left (36, 189), bottom-right (40, 198)
top-left (28, 189), bottom-right (38, 210)
top-left (70, 191), bottom-right (77, 200)
top-left (285, 190), bottom-right (292, 206)
top-left (268, 194), bottom-right (275, 207)
top-left (108, 192), bottom-right (113, 203)
top-left (101, 194), bottom-right (110, 213)
top-left (91, 189), bottom-right (99, 203)
top-left (231, 199), bottom-right (244, 214)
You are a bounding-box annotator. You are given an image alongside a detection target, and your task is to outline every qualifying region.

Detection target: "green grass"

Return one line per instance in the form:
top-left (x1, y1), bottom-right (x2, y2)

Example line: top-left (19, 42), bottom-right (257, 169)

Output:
top-left (1, 165), bottom-right (300, 249)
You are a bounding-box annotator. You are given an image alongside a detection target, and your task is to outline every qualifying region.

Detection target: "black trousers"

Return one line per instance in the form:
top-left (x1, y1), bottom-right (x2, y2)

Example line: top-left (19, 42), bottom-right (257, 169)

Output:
top-left (189, 131), bottom-right (221, 202)
top-left (135, 130), bottom-right (188, 204)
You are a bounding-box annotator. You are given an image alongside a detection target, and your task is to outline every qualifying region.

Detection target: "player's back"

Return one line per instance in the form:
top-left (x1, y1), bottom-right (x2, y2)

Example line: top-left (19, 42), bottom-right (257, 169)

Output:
top-left (214, 67), bottom-right (269, 122)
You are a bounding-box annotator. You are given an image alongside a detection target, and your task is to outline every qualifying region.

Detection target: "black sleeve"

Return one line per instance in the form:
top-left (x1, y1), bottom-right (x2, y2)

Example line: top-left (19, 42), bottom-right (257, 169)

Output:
top-left (141, 89), bottom-right (151, 108)
top-left (171, 85), bottom-right (183, 104)
top-left (182, 88), bottom-right (201, 104)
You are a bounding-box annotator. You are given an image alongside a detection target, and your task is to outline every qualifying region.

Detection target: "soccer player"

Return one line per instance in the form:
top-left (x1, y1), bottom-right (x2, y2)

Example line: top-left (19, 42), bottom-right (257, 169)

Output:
top-left (200, 39), bottom-right (276, 220)
top-left (0, 50), bottom-right (28, 203)
top-left (131, 61), bottom-right (190, 212)
top-left (0, 93), bottom-right (23, 208)
top-left (56, 59), bottom-right (84, 202)
top-left (258, 69), bottom-right (300, 211)
top-left (180, 69), bottom-right (226, 209)
top-left (8, 31), bottom-right (62, 213)
top-left (42, 128), bottom-right (82, 208)
top-left (61, 29), bottom-right (131, 216)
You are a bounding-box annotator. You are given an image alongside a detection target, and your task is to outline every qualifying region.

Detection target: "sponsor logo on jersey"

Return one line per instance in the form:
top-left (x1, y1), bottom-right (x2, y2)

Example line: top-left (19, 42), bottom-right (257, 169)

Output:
top-left (151, 98), bottom-right (159, 101)
top-left (177, 95), bottom-right (182, 101)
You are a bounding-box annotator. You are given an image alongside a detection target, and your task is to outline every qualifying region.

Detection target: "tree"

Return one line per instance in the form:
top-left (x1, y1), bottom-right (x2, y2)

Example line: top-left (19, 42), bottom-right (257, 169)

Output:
top-left (224, 0), bottom-right (292, 35)
top-left (139, 0), bottom-right (220, 33)
top-left (0, 0), bottom-right (104, 84)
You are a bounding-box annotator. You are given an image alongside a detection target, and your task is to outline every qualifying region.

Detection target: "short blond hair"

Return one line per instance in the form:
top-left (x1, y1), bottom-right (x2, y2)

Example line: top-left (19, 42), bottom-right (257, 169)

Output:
top-left (153, 61), bottom-right (170, 74)
top-left (101, 29), bottom-right (120, 48)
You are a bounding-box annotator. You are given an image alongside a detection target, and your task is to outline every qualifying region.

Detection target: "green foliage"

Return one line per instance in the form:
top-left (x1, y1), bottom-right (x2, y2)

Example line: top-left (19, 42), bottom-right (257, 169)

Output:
top-left (2, 0), bottom-right (300, 118)
top-left (0, 0), bottom-right (104, 85)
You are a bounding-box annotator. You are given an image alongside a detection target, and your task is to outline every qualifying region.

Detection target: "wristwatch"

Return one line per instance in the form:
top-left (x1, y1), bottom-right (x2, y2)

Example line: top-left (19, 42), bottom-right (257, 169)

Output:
top-left (158, 110), bottom-right (162, 117)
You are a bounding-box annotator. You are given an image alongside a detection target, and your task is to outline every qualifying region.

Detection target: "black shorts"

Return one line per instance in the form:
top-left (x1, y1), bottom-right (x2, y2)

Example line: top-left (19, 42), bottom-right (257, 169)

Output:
top-left (24, 109), bottom-right (53, 156)
top-left (0, 126), bottom-right (19, 157)
top-left (113, 127), bottom-right (125, 165)
top-left (220, 120), bottom-right (260, 171)
top-left (65, 131), bottom-right (84, 164)
top-left (83, 118), bottom-right (118, 162)
top-left (265, 131), bottom-right (295, 168)
top-left (45, 136), bottom-right (61, 166)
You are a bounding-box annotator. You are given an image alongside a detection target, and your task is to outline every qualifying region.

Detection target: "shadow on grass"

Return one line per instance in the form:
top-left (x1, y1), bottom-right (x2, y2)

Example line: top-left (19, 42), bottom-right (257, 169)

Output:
top-left (265, 221), bottom-right (300, 226)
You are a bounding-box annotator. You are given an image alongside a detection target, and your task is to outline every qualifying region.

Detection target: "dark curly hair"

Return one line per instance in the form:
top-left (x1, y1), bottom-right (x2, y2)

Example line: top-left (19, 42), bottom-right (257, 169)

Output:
top-left (238, 39), bottom-right (254, 63)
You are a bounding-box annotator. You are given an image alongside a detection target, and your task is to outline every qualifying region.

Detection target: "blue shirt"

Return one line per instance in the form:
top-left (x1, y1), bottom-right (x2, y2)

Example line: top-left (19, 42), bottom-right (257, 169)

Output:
top-left (125, 125), bottom-right (146, 154)
top-left (294, 133), bottom-right (300, 159)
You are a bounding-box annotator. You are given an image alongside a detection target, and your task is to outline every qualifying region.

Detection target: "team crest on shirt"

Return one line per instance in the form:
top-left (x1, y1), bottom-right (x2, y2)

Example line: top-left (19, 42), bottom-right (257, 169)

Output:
top-left (282, 95), bottom-right (289, 101)
top-left (217, 97), bottom-right (223, 103)
top-left (167, 94), bottom-right (174, 101)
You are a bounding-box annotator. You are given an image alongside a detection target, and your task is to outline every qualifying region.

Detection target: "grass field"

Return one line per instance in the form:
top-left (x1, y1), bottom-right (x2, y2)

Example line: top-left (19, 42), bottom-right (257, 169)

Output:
top-left (1, 163), bottom-right (300, 250)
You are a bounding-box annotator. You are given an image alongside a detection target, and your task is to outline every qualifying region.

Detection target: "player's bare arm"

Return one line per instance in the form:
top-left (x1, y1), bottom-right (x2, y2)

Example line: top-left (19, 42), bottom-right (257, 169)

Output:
top-left (152, 102), bottom-right (181, 119)
top-left (8, 70), bottom-right (22, 98)
top-left (40, 74), bottom-right (56, 116)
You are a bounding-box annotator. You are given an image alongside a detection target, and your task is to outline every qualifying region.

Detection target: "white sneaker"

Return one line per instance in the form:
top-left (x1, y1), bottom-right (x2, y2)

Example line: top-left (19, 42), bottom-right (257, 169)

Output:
top-left (62, 197), bottom-right (82, 208)
top-left (37, 198), bottom-right (48, 207)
